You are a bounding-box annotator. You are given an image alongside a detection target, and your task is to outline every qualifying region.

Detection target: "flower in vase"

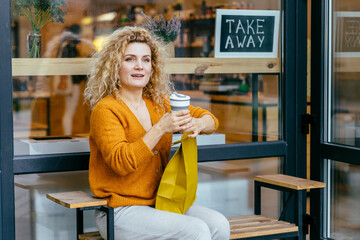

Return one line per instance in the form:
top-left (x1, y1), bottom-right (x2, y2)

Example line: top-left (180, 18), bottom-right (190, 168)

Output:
top-left (12, 0), bottom-right (68, 57)
top-left (141, 12), bottom-right (181, 44)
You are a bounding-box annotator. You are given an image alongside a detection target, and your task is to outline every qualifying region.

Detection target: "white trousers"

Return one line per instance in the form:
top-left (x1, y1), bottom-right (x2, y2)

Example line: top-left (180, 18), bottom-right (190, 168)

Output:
top-left (95, 204), bottom-right (230, 240)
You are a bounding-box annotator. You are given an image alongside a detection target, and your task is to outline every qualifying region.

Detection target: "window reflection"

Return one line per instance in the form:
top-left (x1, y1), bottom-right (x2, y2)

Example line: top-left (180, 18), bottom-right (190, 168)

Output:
top-left (174, 73), bottom-right (279, 143)
top-left (331, 9), bottom-right (360, 147)
top-left (11, 0), bottom-right (281, 156)
top-left (330, 161), bottom-right (360, 239)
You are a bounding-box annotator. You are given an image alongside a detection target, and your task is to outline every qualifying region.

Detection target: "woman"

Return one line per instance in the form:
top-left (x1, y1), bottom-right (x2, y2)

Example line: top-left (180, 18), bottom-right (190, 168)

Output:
top-left (84, 26), bottom-right (230, 240)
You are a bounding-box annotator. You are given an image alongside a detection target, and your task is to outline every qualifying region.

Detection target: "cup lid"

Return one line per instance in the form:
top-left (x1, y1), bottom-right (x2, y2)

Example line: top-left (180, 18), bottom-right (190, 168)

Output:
top-left (170, 92), bottom-right (190, 101)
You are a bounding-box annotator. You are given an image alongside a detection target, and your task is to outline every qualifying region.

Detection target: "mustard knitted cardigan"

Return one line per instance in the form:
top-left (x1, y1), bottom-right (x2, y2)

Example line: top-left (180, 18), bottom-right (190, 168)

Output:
top-left (89, 94), bottom-right (219, 208)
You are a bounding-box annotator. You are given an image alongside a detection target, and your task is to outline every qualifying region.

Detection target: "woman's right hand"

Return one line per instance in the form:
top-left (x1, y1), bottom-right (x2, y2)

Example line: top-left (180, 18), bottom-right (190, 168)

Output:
top-left (143, 110), bottom-right (192, 150)
top-left (157, 110), bottom-right (193, 134)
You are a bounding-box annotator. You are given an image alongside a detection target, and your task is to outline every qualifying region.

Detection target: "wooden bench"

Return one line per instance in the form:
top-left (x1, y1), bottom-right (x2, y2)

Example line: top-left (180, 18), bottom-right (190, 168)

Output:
top-left (68, 214), bottom-right (299, 240)
top-left (229, 215), bottom-right (298, 239)
top-left (46, 191), bottom-right (114, 240)
top-left (47, 174), bottom-right (325, 240)
top-left (253, 174), bottom-right (326, 240)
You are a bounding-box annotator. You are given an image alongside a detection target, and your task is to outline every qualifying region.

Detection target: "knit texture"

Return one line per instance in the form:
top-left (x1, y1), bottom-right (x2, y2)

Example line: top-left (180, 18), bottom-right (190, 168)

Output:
top-left (89, 94), bottom-right (219, 208)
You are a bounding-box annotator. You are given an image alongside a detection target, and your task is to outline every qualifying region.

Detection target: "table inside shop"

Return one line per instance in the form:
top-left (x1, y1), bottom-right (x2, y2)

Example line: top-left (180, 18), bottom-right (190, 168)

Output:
top-left (180, 90), bottom-right (278, 142)
top-left (13, 91), bottom-right (51, 135)
top-left (14, 173), bottom-right (93, 240)
top-left (14, 174), bottom-right (58, 240)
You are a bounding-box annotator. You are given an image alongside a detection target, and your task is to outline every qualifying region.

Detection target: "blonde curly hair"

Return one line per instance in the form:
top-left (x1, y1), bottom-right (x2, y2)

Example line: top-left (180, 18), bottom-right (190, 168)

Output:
top-left (84, 26), bottom-right (173, 110)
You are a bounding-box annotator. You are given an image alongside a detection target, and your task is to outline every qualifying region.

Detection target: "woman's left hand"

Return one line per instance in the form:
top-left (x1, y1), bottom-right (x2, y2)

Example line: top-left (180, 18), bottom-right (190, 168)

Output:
top-left (183, 117), bottom-right (204, 138)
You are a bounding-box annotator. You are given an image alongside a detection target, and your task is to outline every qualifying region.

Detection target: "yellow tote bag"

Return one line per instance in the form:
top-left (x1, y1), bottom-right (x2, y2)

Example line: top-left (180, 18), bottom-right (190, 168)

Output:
top-left (155, 132), bottom-right (198, 214)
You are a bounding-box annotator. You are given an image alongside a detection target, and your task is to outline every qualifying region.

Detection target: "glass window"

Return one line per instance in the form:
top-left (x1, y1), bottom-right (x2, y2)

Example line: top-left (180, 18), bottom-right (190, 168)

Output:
top-left (14, 171), bottom-right (96, 239)
top-left (197, 157), bottom-right (281, 218)
top-left (329, 161), bottom-right (360, 239)
top-left (329, 2), bottom-right (360, 147)
top-left (11, 0), bottom-right (282, 156)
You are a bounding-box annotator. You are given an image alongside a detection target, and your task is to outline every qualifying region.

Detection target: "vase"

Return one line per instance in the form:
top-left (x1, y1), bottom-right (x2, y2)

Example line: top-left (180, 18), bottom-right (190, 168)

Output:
top-left (164, 42), bottom-right (175, 58)
top-left (27, 31), bottom-right (41, 58)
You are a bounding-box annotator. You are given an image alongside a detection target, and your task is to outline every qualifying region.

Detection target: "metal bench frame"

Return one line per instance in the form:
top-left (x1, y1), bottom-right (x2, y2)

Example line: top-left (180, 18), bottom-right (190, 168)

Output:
top-left (76, 205), bottom-right (114, 240)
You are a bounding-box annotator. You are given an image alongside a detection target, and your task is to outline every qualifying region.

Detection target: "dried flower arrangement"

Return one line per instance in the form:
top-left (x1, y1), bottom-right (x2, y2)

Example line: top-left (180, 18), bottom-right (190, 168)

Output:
top-left (141, 12), bottom-right (181, 44)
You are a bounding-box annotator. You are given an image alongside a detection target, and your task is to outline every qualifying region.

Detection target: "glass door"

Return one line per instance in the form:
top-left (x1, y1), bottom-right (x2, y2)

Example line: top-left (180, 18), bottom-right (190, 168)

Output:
top-left (311, 0), bottom-right (360, 239)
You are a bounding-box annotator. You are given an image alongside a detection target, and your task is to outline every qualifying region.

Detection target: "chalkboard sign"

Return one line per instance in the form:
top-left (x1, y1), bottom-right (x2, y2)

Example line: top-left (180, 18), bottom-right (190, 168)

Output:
top-left (214, 9), bottom-right (280, 58)
top-left (335, 11), bottom-right (360, 57)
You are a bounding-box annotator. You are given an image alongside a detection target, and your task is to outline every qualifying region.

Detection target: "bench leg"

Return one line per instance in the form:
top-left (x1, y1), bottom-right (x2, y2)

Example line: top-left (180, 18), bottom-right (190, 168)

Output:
top-left (98, 206), bottom-right (115, 240)
top-left (76, 208), bottom-right (84, 238)
top-left (107, 207), bottom-right (114, 240)
top-left (297, 190), bottom-right (305, 240)
top-left (254, 181), bottom-right (261, 215)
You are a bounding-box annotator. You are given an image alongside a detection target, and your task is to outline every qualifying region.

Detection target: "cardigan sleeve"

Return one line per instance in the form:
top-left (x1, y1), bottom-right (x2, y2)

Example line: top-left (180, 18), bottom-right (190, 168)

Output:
top-left (90, 103), bottom-right (154, 176)
top-left (164, 98), bottom-right (219, 134)
top-left (189, 105), bottom-right (219, 134)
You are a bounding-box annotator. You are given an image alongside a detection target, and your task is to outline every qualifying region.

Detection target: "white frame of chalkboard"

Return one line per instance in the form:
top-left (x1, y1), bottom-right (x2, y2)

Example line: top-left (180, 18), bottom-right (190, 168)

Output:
top-left (214, 9), bottom-right (280, 58)
top-left (334, 11), bottom-right (360, 58)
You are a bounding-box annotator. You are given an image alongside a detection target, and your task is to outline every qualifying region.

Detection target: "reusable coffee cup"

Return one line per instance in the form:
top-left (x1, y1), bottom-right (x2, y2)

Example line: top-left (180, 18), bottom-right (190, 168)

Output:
top-left (170, 92), bottom-right (190, 111)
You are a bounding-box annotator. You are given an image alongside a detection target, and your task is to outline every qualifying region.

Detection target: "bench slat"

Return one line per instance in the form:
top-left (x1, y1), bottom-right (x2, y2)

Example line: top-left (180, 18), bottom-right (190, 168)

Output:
top-left (228, 215), bottom-right (267, 222)
top-left (230, 223), bottom-right (298, 239)
top-left (231, 220), bottom-right (293, 231)
top-left (79, 231), bottom-right (104, 240)
top-left (46, 191), bottom-right (107, 208)
top-left (228, 215), bottom-right (298, 239)
top-left (79, 235), bottom-right (103, 240)
top-left (230, 219), bottom-right (279, 229)
top-left (229, 216), bottom-right (273, 223)
top-left (254, 174), bottom-right (325, 190)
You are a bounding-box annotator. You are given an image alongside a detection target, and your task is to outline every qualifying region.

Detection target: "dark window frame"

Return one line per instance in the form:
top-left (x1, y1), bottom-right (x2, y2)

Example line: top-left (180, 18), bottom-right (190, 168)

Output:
top-left (310, 0), bottom-right (360, 239)
top-left (0, 0), bottom-right (15, 238)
